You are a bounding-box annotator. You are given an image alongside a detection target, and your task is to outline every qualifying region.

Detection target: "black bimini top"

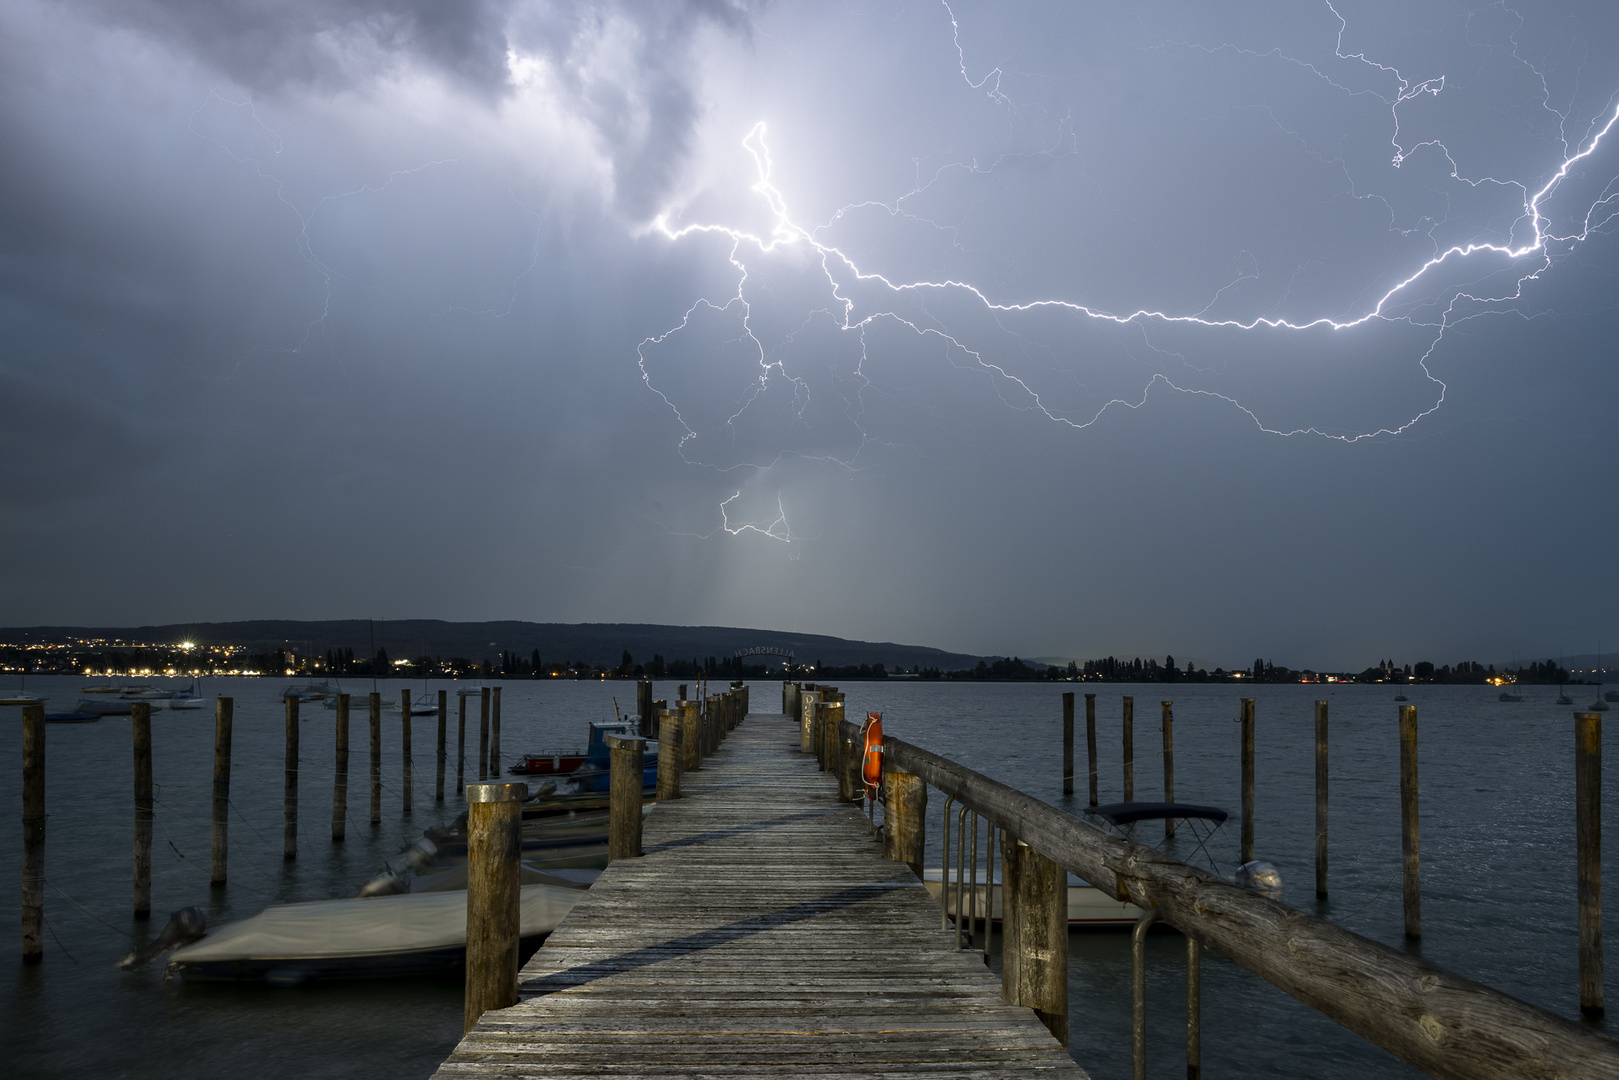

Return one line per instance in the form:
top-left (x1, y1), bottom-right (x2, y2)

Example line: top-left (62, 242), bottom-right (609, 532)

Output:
top-left (1089, 801), bottom-right (1229, 826)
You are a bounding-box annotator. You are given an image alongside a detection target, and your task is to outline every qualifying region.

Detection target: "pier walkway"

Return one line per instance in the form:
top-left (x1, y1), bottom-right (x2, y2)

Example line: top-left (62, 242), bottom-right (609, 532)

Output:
top-left (434, 711), bottom-right (1086, 1078)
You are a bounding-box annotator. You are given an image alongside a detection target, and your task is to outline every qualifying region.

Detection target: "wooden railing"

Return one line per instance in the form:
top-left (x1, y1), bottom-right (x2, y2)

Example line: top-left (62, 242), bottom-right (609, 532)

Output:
top-left (809, 709), bottom-right (1619, 1080)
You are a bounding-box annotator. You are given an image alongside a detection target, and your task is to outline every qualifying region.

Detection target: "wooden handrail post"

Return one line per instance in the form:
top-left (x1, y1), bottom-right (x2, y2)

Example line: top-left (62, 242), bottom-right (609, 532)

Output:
top-left (132, 702), bottom-right (153, 917)
top-left (799, 689), bottom-right (821, 752)
top-left (1400, 703), bottom-right (1420, 940)
top-left (464, 780), bottom-right (528, 1033)
top-left (1085, 693), bottom-right (1098, 805)
top-left (1316, 699), bottom-right (1329, 899)
top-left (331, 694), bottom-right (348, 843)
top-left (1132, 909), bottom-right (1157, 1080)
top-left (1576, 711), bottom-right (1603, 1018)
top-left (212, 696), bottom-right (233, 878)
top-left (436, 690), bottom-right (448, 803)
top-left (491, 686), bottom-right (502, 777)
top-left (369, 692), bottom-right (382, 825)
top-left (1062, 692), bottom-right (1074, 796)
top-left (478, 687), bottom-right (491, 781)
top-left (22, 704), bottom-right (44, 963)
top-left (1001, 835), bottom-right (1068, 1046)
top-left (284, 696), bottom-right (299, 860)
top-left (401, 690), bottom-right (413, 812)
top-left (1122, 695), bottom-right (1134, 802)
top-left (1240, 697), bottom-right (1255, 865)
top-left (1187, 932), bottom-right (1202, 1079)
top-left (656, 708), bottom-right (681, 800)
top-left (1162, 701), bottom-right (1175, 839)
top-left (836, 715), bottom-right (858, 802)
top-left (881, 767), bottom-right (926, 877)
top-left (606, 734), bottom-right (645, 862)
top-left (682, 701), bottom-right (701, 772)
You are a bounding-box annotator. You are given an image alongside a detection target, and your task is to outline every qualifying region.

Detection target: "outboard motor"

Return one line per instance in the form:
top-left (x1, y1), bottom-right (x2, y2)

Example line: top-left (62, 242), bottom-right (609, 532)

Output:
top-left (119, 907), bottom-right (207, 970)
top-left (356, 869), bottom-right (407, 897)
top-left (1235, 860), bottom-right (1283, 899)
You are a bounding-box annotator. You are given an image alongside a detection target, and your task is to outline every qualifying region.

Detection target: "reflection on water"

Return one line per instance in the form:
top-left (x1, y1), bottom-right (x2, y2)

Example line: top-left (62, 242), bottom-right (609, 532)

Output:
top-left (1, 677), bottom-right (1608, 1078)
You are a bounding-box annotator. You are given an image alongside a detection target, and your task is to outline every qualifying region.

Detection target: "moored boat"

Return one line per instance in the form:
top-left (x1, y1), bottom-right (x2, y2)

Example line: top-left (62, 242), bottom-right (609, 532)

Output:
top-left (45, 712), bottom-right (100, 723)
top-left (164, 882), bottom-right (580, 984)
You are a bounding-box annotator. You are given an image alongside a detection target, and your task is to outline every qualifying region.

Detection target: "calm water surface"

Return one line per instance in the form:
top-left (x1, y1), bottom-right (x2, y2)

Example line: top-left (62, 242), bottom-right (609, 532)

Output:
top-left (1, 677), bottom-right (1609, 1078)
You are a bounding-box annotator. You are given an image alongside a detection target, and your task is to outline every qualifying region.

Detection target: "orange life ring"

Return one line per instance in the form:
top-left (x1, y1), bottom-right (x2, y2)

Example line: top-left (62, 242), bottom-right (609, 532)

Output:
top-left (860, 712), bottom-right (884, 796)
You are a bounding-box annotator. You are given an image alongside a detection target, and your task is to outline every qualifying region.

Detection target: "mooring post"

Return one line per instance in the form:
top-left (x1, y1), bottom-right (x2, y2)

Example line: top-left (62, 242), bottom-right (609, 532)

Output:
top-left (606, 733), bottom-right (645, 862)
top-left (882, 768), bottom-right (926, 877)
top-left (837, 717), bottom-right (859, 803)
top-left (1241, 697), bottom-right (1255, 865)
top-left (478, 687), bottom-right (491, 782)
top-left (1001, 835), bottom-right (1068, 1046)
top-left (682, 700), bottom-right (700, 772)
top-left (331, 694), bottom-right (348, 843)
top-left (284, 696), bottom-right (299, 859)
top-left (1316, 699), bottom-right (1329, 899)
top-left (1399, 703), bottom-right (1420, 940)
top-left (1086, 692), bottom-right (1098, 805)
top-left (1162, 700), bottom-right (1175, 839)
top-left (656, 707), bottom-right (682, 800)
top-left (132, 701), bottom-right (153, 918)
top-left (369, 692), bottom-right (382, 825)
top-left (1577, 710), bottom-right (1603, 1018)
top-left (464, 780), bottom-right (528, 1034)
top-left (436, 690), bottom-right (447, 803)
top-left (22, 704), bottom-right (44, 963)
top-left (457, 691), bottom-right (467, 791)
top-left (678, 683), bottom-right (688, 703)
top-left (637, 679), bottom-right (652, 737)
top-left (1123, 695), bottom-right (1134, 802)
top-left (491, 686), bottom-right (502, 777)
top-left (212, 696), bottom-right (233, 879)
top-left (1062, 692), bottom-right (1075, 796)
top-left (799, 688), bottom-right (821, 752)
top-left (401, 689), bottom-right (413, 812)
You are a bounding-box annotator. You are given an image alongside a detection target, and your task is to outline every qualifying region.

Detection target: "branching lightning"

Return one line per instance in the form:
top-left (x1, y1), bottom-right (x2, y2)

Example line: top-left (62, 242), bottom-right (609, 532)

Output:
top-left (637, 0), bottom-right (1619, 542)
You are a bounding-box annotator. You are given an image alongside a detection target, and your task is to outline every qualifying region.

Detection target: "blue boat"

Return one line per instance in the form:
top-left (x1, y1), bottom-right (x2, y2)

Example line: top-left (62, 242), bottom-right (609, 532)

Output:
top-left (562, 721), bottom-right (659, 793)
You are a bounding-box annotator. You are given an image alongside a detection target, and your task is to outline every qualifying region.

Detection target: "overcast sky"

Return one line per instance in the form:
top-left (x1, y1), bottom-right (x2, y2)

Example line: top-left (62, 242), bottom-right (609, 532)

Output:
top-left (2, 0), bottom-right (1617, 670)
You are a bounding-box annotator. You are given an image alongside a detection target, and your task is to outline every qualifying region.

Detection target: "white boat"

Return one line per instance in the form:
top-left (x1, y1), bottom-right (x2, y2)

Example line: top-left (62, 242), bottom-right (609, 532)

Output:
top-left (921, 869), bottom-right (1142, 927)
top-left (0, 672), bottom-right (45, 706)
top-left (168, 683), bottom-right (205, 710)
top-left (74, 696), bottom-right (136, 716)
top-left (164, 883), bottom-right (579, 983)
top-left (283, 681), bottom-right (333, 702)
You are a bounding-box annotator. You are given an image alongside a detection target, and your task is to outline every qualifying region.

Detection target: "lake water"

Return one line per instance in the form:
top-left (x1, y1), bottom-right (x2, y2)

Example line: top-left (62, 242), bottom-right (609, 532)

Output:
top-left (1, 676), bottom-right (1609, 1078)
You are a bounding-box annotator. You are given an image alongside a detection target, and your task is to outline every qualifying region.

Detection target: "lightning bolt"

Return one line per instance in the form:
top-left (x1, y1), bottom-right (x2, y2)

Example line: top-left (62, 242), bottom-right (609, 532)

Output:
top-left (638, 0), bottom-right (1619, 540)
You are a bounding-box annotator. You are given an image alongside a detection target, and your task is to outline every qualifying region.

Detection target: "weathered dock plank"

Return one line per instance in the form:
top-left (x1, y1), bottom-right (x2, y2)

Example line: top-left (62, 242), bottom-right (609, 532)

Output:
top-left (435, 711), bottom-right (1086, 1079)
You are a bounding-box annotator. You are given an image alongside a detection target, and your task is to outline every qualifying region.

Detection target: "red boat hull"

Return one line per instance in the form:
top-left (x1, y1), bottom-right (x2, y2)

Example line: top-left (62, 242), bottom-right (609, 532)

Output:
top-left (508, 753), bottom-right (589, 775)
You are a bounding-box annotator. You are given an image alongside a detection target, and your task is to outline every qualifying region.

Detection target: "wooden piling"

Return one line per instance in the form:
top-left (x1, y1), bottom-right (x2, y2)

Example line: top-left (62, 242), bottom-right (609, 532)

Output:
top-left (882, 769), bottom-right (926, 878)
top-left (457, 691), bottom-right (467, 790)
top-left (678, 683), bottom-right (688, 703)
top-left (606, 734), bottom-right (644, 862)
top-left (1122, 695), bottom-right (1134, 802)
top-left (1316, 699), bottom-right (1328, 899)
top-left (369, 692), bottom-right (382, 826)
top-left (1577, 711), bottom-right (1602, 1018)
top-left (1240, 697), bottom-right (1255, 865)
top-left (799, 688), bottom-right (821, 752)
top-left (656, 708), bottom-right (682, 801)
top-left (1161, 701), bottom-right (1174, 839)
top-left (1001, 836), bottom-right (1068, 1046)
top-left (282, 696), bottom-right (299, 859)
top-left (401, 689), bottom-right (413, 812)
top-left (211, 696), bottom-right (233, 881)
top-left (1085, 693), bottom-right (1098, 806)
top-left (436, 690), bottom-right (447, 803)
top-left (464, 780), bottom-right (528, 1033)
top-left (479, 687), bottom-right (491, 781)
top-left (21, 704), bottom-right (44, 963)
top-left (332, 694), bottom-right (348, 843)
top-left (1062, 692), bottom-right (1074, 796)
top-left (491, 686), bottom-right (502, 777)
top-left (132, 702), bottom-right (153, 918)
top-left (1400, 703), bottom-right (1420, 940)
top-left (682, 701), bottom-right (700, 772)
top-left (637, 679), bottom-right (653, 736)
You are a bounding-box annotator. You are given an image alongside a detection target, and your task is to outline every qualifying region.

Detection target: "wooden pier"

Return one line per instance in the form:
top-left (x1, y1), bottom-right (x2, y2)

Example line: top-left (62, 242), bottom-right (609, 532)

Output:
top-left (435, 710), bottom-right (1085, 1078)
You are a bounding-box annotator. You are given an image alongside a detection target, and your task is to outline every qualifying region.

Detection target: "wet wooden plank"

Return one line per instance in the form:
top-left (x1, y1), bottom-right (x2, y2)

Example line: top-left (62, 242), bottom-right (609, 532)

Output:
top-left (434, 710), bottom-right (1087, 1079)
